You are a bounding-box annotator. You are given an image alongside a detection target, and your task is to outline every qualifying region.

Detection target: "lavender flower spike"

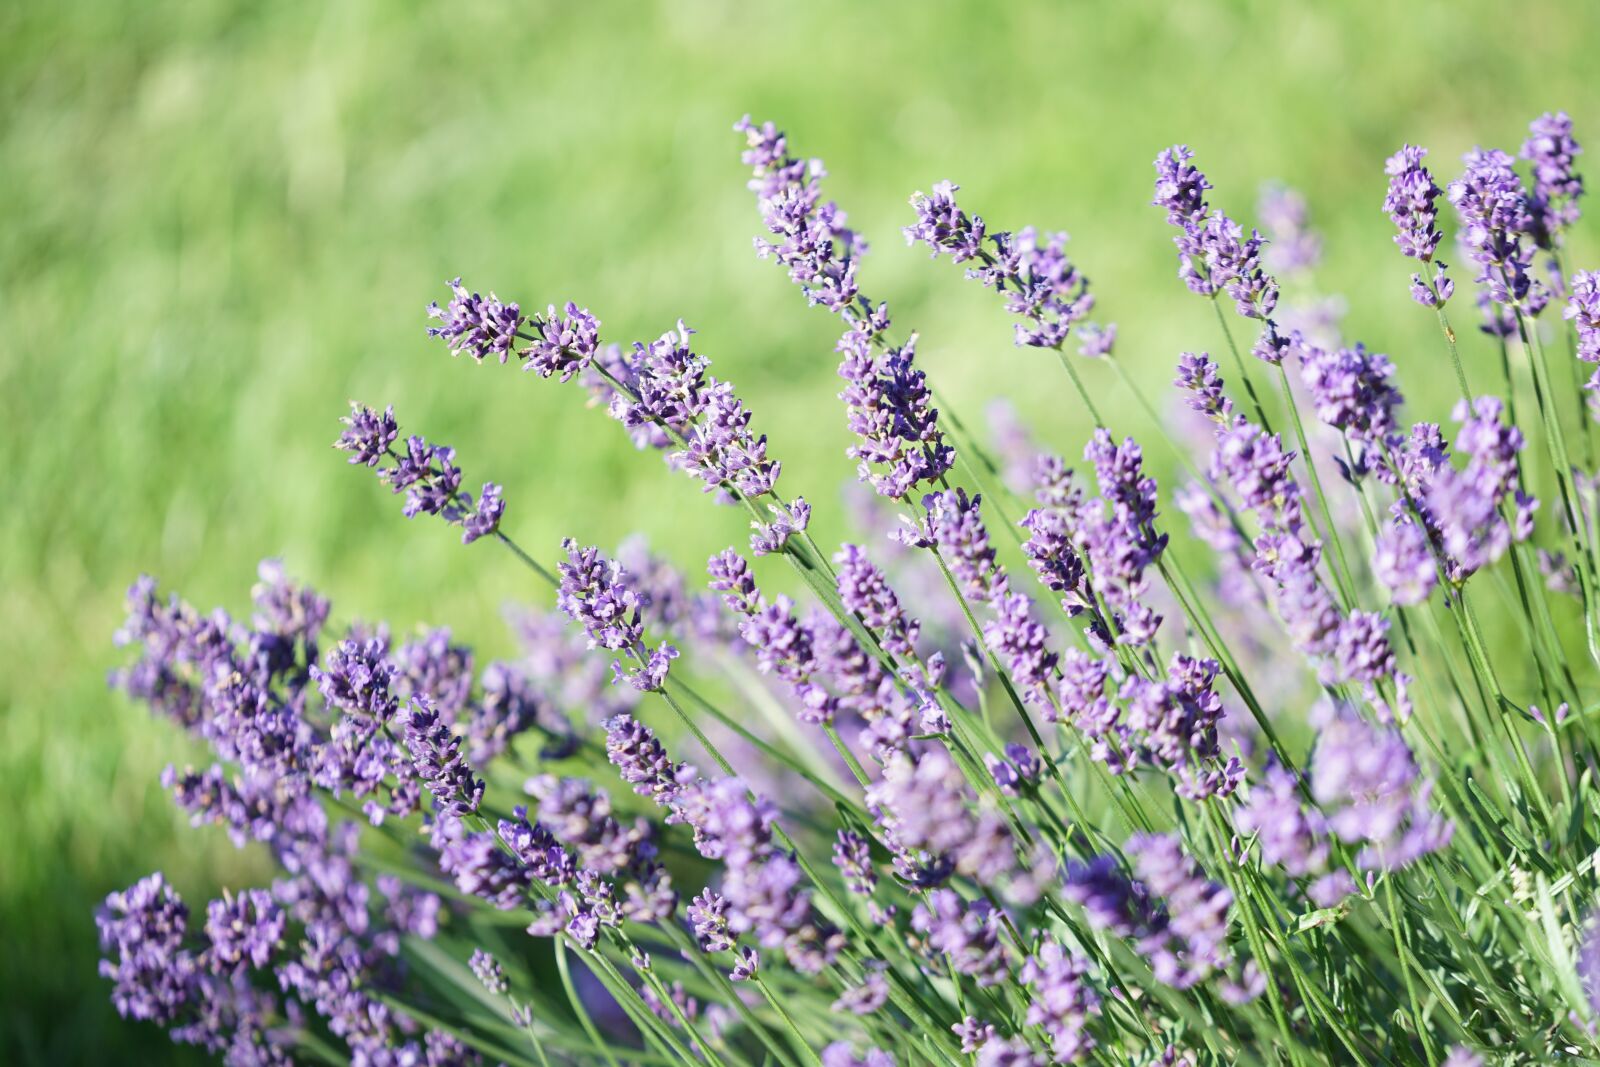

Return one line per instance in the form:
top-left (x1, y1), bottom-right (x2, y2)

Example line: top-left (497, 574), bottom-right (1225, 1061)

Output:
top-left (1521, 111), bottom-right (1584, 249)
top-left (557, 540), bottom-right (678, 692)
top-left (336, 403), bottom-right (507, 545)
top-left (1382, 145), bottom-right (1453, 308)
top-left (427, 277), bottom-right (524, 363)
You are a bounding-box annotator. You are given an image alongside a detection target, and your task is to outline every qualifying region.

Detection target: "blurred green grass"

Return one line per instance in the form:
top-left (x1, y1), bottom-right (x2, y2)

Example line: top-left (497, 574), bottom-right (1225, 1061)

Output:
top-left (3, 0), bottom-right (1598, 1060)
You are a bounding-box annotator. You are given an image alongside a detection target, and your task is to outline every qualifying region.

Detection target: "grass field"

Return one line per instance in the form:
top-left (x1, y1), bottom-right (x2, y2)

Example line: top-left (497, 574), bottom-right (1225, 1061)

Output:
top-left (4, 0), bottom-right (1598, 1060)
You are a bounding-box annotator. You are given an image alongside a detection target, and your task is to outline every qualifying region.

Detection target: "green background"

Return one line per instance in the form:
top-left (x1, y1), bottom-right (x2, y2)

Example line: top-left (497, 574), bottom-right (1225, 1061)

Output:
top-left (4, 0), bottom-right (1597, 1060)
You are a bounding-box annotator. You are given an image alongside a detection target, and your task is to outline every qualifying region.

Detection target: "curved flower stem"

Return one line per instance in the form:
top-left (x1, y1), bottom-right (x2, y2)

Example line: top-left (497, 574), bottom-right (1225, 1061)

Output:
top-left (1054, 348), bottom-right (1107, 429)
top-left (1271, 361), bottom-right (1359, 609)
top-left (752, 975), bottom-right (824, 1067)
top-left (1426, 285), bottom-right (1473, 403)
top-left (1211, 298), bottom-right (1275, 434)
top-left (1383, 876), bottom-right (1437, 1067)
top-left (554, 938), bottom-right (623, 1067)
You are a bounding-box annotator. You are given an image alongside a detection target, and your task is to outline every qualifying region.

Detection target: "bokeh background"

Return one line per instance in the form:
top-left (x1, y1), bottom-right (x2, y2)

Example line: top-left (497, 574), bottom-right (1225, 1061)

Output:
top-left (4, 0), bottom-right (1599, 1060)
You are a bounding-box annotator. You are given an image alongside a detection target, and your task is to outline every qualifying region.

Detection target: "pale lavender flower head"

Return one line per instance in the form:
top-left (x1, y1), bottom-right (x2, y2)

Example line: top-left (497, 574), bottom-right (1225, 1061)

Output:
top-left (603, 713), bottom-right (692, 807)
top-left (911, 889), bottom-right (1009, 987)
top-left (1441, 1048), bottom-right (1484, 1067)
top-left (953, 1017), bottom-right (996, 1054)
top-left (1373, 519), bottom-right (1437, 606)
top-left (1019, 939), bottom-right (1101, 1063)
top-left (821, 1043), bottom-right (896, 1067)
top-left (678, 379), bottom-right (782, 498)
top-left (404, 699), bottom-right (485, 818)
top-left (1258, 182), bottom-right (1322, 276)
top-left (1297, 341), bottom-right (1403, 475)
top-left (1427, 397), bottom-right (1532, 576)
top-left (1521, 111), bottom-right (1584, 248)
top-left (982, 591), bottom-right (1058, 708)
top-left (1125, 833), bottom-right (1234, 989)
top-left (469, 949), bottom-right (507, 995)
top-left (832, 830), bottom-right (877, 896)
top-left (1234, 761), bottom-right (1328, 878)
top-left (1309, 700), bottom-right (1453, 872)
top-left (737, 116), bottom-right (866, 315)
top-left (426, 278), bottom-right (523, 363)
top-left (1567, 269), bottom-right (1600, 365)
top-left (1153, 145), bottom-right (1212, 227)
top-left (1019, 507), bottom-right (1094, 621)
top-left (834, 543), bottom-right (921, 658)
top-left (458, 483), bottom-right (505, 544)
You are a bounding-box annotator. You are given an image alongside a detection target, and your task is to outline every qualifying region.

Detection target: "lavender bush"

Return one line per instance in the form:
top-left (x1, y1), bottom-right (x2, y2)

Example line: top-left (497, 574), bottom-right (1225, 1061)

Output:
top-left (102, 111), bottom-right (1600, 1065)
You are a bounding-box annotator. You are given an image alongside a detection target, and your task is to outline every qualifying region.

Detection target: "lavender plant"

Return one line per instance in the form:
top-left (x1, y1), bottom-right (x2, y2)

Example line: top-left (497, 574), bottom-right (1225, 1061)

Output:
top-left (103, 110), bottom-right (1600, 1066)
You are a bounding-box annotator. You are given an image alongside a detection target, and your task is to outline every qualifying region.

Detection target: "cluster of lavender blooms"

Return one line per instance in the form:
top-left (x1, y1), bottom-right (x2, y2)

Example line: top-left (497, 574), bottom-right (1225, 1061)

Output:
top-left (103, 109), bottom-right (1600, 1067)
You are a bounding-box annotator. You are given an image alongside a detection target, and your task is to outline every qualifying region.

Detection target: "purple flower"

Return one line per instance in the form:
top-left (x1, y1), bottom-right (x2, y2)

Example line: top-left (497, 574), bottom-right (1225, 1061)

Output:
top-left (1258, 182), bottom-right (1322, 276)
top-left (1019, 939), bottom-right (1101, 1063)
top-left (1152, 146), bottom-right (1278, 321)
top-left (832, 830), bottom-right (877, 896)
top-left (557, 539), bottom-right (676, 692)
top-left (1521, 111), bottom-right (1584, 248)
top-left (834, 543), bottom-right (921, 658)
top-left (404, 699), bottom-right (485, 818)
top-left (426, 278), bottom-right (523, 363)
top-left (1174, 352), bottom-right (1233, 424)
top-left (737, 115), bottom-right (866, 315)
top-left (838, 329), bottom-right (955, 498)
top-left (869, 748), bottom-right (1014, 885)
top-left (338, 405), bottom-right (506, 545)
top-left (904, 180), bottom-right (986, 262)
top-left (678, 380), bottom-right (782, 498)
top-left (1081, 429), bottom-right (1168, 645)
top-left (982, 591), bottom-right (1058, 707)
top-left (688, 889), bottom-right (735, 953)
top-left (832, 969), bottom-right (890, 1015)
top-left (953, 1017), bottom-right (996, 1054)
top-left (203, 889), bottom-right (284, 972)
top-left (822, 1042), bottom-right (896, 1067)
top-left (1382, 146), bottom-right (1447, 271)
top-left (1448, 148), bottom-right (1545, 316)
top-left (1234, 761), bottom-right (1329, 878)
top-left (911, 199), bottom-right (1102, 349)
top-left (313, 637), bottom-right (399, 721)
top-left (97, 873), bottom-right (196, 1023)
top-left (1125, 833), bottom-right (1234, 989)
top-left (470, 949), bottom-right (507, 995)
top-left (1019, 506), bottom-right (1094, 621)
top-left (1297, 341), bottom-right (1404, 473)
top-left (910, 889), bottom-right (1009, 987)
top-left (524, 302), bottom-right (600, 381)
top-left (1309, 700), bottom-right (1453, 872)
top-left (918, 488), bottom-right (1003, 602)
top-left (458, 483), bottom-right (505, 544)
top-left (335, 403), bottom-right (399, 467)
top-left (1373, 519), bottom-right (1437, 606)
top-left (1427, 397), bottom-right (1533, 577)
top-left (1153, 145), bottom-right (1212, 227)
top-left (1567, 270), bottom-right (1600, 366)
top-left (603, 713), bottom-right (692, 806)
